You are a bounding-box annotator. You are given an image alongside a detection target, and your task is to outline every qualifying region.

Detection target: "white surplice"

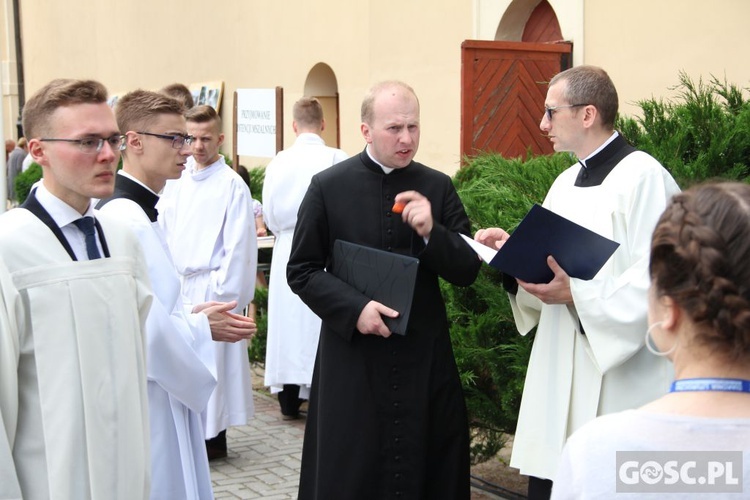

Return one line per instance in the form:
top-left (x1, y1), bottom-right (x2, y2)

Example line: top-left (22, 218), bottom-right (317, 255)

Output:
top-left (262, 133), bottom-right (348, 395)
top-left (158, 156), bottom-right (257, 438)
top-left (99, 195), bottom-right (217, 500)
top-left (0, 208), bottom-right (152, 500)
top-left (508, 151), bottom-right (681, 480)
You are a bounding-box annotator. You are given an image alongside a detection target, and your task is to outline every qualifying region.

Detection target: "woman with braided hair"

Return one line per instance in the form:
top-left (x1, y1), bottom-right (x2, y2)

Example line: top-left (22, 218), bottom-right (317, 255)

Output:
top-left (552, 182), bottom-right (750, 499)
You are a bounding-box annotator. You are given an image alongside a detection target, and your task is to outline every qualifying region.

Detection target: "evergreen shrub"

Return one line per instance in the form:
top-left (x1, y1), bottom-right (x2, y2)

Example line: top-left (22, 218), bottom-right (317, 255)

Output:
top-left (248, 285), bottom-right (268, 365)
top-left (14, 162), bottom-right (42, 204)
top-left (617, 72), bottom-right (750, 186)
top-left (447, 152), bottom-right (572, 463)
top-left (247, 165), bottom-right (268, 365)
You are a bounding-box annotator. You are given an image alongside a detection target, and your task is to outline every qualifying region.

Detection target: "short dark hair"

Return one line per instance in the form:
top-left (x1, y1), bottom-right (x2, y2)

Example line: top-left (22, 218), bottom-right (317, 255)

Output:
top-left (549, 66), bottom-right (619, 129)
top-left (23, 79), bottom-right (108, 139)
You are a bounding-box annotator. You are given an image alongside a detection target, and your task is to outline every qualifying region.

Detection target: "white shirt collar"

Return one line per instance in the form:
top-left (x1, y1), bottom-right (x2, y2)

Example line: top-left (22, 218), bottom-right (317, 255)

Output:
top-left (295, 133), bottom-right (325, 146)
top-left (580, 131), bottom-right (619, 165)
top-left (365, 145), bottom-right (395, 174)
top-left (35, 182), bottom-right (95, 228)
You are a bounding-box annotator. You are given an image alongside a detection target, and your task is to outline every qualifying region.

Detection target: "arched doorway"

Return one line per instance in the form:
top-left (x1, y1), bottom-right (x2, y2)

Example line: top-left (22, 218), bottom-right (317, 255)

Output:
top-left (522, 0), bottom-right (563, 42)
top-left (461, 0), bottom-right (570, 159)
top-left (303, 63), bottom-right (341, 148)
top-left (494, 0), bottom-right (564, 42)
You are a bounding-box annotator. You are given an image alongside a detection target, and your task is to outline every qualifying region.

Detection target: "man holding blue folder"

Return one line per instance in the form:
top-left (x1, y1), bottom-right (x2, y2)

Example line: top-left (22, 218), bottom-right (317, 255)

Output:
top-left (475, 65), bottom-right (680, 499)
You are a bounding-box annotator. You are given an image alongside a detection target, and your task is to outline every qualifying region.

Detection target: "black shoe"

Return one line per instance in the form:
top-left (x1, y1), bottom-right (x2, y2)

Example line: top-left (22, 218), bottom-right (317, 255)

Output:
top-left (206, 430), bottom-right (227, 460)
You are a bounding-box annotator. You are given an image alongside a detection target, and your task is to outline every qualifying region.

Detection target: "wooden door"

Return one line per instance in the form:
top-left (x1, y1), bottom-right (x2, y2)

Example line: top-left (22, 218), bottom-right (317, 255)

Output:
top-left (461, 40), bottom-right (572, 161)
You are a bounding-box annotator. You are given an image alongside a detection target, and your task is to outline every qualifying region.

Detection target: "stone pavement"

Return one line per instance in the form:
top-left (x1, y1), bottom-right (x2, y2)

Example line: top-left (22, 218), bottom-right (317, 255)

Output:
top-left (209, 388), bottom-right (507, 499)
top-left (210, 391), bottom-right (304, 499)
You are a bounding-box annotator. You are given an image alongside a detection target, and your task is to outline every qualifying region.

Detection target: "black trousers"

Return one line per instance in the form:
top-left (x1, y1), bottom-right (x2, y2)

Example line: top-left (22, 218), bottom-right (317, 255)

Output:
top-left (278, 384), bottom-right (303, 416)
top-left (528, 476), bottom-right (552, 500)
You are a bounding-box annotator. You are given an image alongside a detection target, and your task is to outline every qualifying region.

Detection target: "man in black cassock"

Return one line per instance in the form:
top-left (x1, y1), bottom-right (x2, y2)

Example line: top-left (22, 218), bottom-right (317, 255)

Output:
top-left (287, 80), bottom-right (481, 500)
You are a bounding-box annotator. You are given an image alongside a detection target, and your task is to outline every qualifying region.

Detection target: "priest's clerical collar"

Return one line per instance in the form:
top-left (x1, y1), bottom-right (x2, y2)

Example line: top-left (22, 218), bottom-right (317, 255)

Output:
top-left (118, 170), bottom-right (159, 196)
top-left (574, 132), bottom-right (636, 187)
top-left (365, 145), bottom-right (395, 174)
top-left (578, 131), bottom-right (619, 167)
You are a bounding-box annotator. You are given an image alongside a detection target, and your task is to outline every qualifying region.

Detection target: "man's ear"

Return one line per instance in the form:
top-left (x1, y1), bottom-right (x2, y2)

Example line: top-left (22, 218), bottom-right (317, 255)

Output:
top-left (217, 133), bottom-right (225, 148)
top-left (320, 118), bottom-right (326, 132)
top-left (125, 131), bottom-right (143, 154)
top-left (361, 122), bottom-right (372, 144)
top-left (27, 139), bottom-right (48, 166)
top-left (581, 105), bottom-right (599, 130)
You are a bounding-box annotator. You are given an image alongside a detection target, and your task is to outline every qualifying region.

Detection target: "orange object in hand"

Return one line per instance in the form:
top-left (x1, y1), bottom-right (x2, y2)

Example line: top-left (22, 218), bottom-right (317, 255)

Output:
top-left (392, 202), bottom-right (406, 214)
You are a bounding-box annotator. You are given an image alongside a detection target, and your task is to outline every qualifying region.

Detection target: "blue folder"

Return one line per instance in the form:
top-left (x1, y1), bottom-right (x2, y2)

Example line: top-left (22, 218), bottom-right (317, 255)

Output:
top-left (490, 204), bottom-right (619, 283)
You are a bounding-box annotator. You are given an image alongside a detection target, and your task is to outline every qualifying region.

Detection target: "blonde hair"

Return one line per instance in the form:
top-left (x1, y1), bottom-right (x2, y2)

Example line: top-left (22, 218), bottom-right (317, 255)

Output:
top-left (23, 79), bottom-right (108, 138)
top-left (116, 89), bottom-right (185, 133)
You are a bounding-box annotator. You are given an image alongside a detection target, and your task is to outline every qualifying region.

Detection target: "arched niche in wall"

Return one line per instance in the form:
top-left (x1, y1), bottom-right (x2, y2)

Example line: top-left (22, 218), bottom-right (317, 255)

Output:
top-left (495, 0), bottom-right (562, 43)
top-left (303, 63), bottom-right (341, 148)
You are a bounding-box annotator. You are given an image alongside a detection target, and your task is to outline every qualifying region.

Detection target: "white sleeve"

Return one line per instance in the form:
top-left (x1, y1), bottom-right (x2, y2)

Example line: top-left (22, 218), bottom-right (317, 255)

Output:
top-left (208, 179), bottom-right (257, 309)
top-left (0, 262), bottom-right (23, 499)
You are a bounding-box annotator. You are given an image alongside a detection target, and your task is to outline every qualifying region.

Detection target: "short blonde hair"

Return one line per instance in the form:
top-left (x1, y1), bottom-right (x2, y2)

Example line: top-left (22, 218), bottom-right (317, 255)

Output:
top-left (23, 79), bottom-right (108, 139)
top-left (116, 89), bottom-right (185, 134)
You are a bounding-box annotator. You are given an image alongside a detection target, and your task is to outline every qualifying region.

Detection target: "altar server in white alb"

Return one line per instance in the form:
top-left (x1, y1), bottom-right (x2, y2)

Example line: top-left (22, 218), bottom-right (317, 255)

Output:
top-left (262, 97), bottom-right (349, 419)
top-left (158, 104), bottom-right (257, 459)
top-left (0, 79), bottom-right (152, 500)
top-left (98, 90), bottom-right (257, 498)
top-left (475, 65), bottom-right (681, 499)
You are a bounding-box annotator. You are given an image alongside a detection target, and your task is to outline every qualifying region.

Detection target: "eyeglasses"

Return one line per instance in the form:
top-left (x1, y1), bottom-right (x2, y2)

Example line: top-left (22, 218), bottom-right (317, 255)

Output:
top-left (40, 135), bottom-right (127, 154)
top-left (137, 131), bottom-right (194, 149)
top-left (544, 103), bottom-right (588, 121)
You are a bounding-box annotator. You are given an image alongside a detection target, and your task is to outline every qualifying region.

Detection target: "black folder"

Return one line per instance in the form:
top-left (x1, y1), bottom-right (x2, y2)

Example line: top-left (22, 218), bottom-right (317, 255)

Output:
top-left (474, 204), bottom-right (620, 283)
top-left (330, 240), bottom-right (419, 335)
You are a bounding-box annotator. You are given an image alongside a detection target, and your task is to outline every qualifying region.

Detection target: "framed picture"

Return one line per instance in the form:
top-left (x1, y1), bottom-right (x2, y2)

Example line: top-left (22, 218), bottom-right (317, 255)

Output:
top-left (189, 81), bottom-right (224, 112)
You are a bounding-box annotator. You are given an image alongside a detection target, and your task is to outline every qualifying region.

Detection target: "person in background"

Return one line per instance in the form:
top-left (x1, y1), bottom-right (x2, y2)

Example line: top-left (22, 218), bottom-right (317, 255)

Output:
top-left (288, 81), bottom-right (481, 499)
top-left (5, 139), bottom-right (15, 161)
top-left (159, 83), bottom-right (195, 110)
top-left (0, 78), bottom-right (152, 499)
top-left (6, 137), bottom-right (28, 204)
top-left (552, 182), bottom-right (750, 498)
top-left (236, 164), bottom-right (267, 237)
top-left (475, 65), bottom-right (681, 499)
top-left (98, 89), bottom-right (257, 498)
top-left (158, 104), bottom-right (257, 460)
top-left (262, 96), bottom-right (348, 419)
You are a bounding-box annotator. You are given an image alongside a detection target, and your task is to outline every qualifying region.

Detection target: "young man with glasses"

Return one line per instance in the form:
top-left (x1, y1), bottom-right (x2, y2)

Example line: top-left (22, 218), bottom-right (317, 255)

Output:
top-left (0, 79), bottom-right (153, 499)
top-left (158, 105), bottom-right (257, 460)
top-left (475, 66), bottom-right (680, 499)
top-left (97, 90), bottom-right (257, 498)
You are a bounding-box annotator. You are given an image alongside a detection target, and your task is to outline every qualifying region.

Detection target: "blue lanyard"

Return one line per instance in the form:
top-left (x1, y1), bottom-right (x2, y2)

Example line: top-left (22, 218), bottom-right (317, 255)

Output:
top-left (670, 378), bottom-right (750, 393)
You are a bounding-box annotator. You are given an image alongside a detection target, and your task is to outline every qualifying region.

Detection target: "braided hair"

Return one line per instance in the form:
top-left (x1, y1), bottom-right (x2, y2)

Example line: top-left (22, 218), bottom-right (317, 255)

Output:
top-left (650, 182), bottom-right (750, 362)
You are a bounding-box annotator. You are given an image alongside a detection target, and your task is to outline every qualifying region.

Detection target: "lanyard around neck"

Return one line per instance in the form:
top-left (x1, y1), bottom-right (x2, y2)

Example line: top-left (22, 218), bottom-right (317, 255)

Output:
top-left (670, 378), bottom-right (750, 393)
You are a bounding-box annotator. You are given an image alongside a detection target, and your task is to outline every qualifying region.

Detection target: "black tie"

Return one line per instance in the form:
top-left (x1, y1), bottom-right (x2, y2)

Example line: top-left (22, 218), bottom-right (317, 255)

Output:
top-left (73, 217), bottom-right (102, 260)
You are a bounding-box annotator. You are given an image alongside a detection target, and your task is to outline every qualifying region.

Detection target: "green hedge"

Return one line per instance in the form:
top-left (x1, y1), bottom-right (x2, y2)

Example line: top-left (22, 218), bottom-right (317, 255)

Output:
top-left (617, 71), bottom-right (750, 186)
top-left (447, 152), bottom-right (572, 462)
top-left (14, 162), bottom-right (42, 204)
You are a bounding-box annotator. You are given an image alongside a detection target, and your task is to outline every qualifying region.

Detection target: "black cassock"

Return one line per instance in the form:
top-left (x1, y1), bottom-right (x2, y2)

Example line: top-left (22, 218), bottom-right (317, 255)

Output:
top-left (288, 150), bottom-right (481, 500)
